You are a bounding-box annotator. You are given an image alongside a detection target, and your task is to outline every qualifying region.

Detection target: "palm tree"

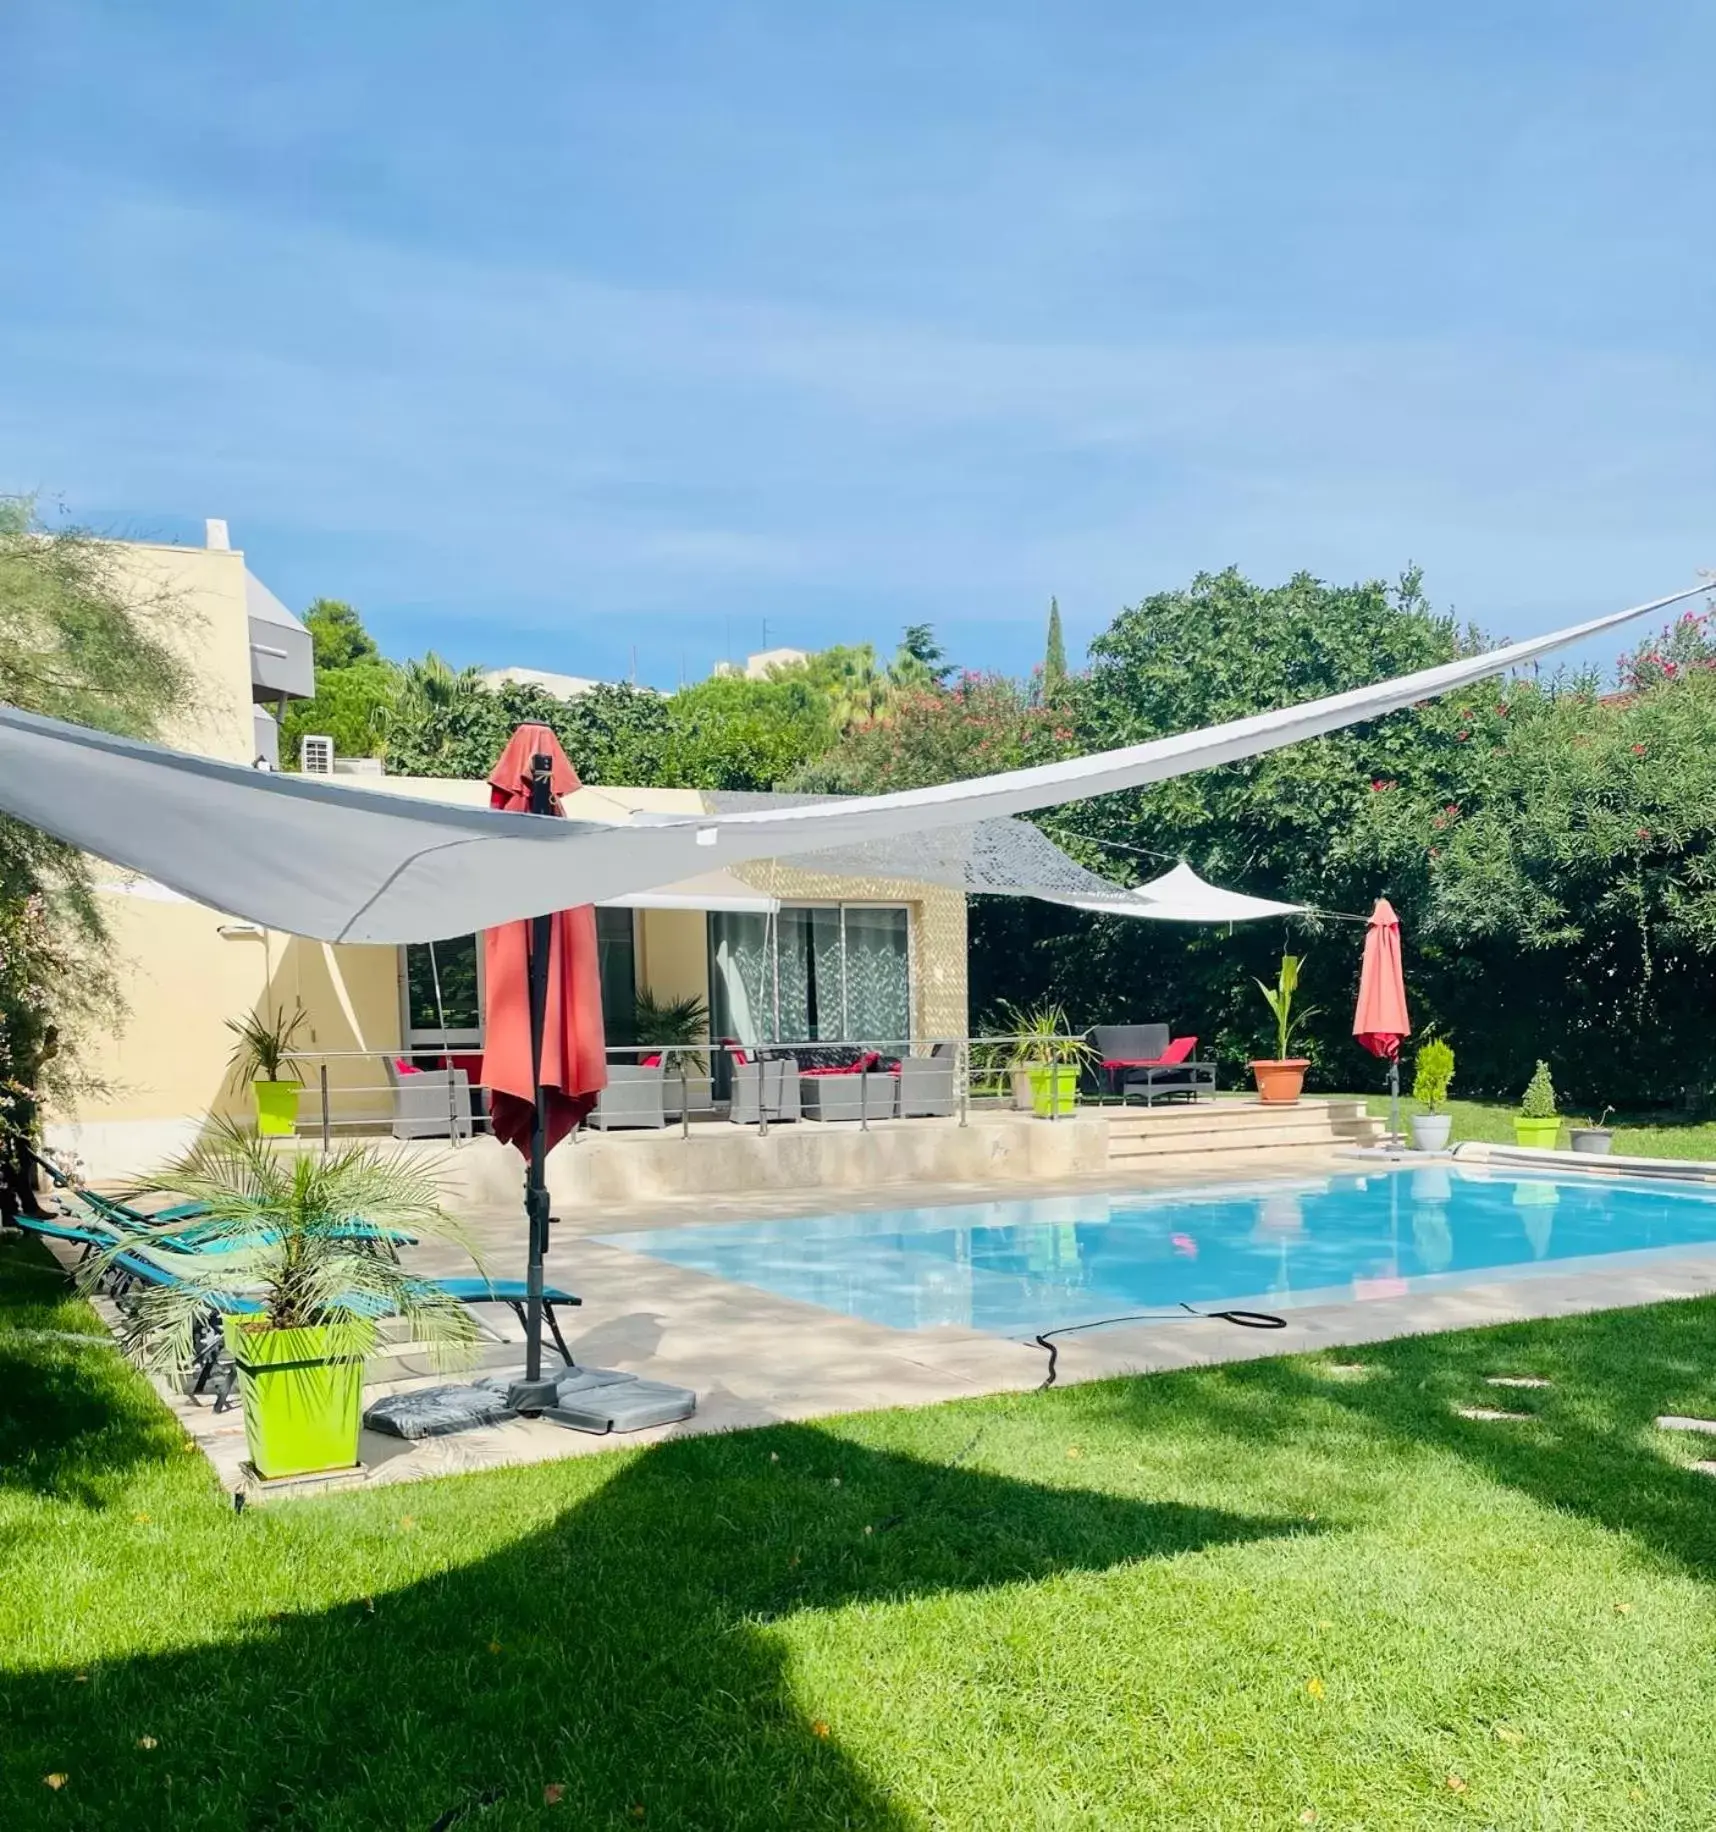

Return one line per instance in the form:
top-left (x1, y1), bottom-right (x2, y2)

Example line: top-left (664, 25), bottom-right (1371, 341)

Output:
top-left (79, 1124), bottom-right (485, 1375)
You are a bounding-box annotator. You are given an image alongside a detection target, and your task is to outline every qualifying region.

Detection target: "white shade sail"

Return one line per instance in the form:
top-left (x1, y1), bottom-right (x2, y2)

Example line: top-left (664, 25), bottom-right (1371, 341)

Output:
top-left (0, 583), bottom-right (1699, 945)
top-left (1061, 861), bottom-right (1305, 923)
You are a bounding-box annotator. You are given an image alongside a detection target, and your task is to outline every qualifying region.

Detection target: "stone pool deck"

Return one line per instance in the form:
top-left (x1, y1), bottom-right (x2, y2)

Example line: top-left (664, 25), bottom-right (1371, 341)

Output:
top-left (70, 1149), bottom-right (1716, 1502)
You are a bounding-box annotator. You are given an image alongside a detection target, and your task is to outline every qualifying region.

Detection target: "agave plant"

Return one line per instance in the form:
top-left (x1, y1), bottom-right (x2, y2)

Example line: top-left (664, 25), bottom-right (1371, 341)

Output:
top-left (79, 1123), bottom-right (485, 1376)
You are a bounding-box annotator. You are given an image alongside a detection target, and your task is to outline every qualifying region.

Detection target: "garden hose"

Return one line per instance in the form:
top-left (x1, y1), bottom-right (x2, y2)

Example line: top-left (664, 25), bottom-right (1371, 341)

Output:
top-left (1033, 1303), bottom-right (1287, 1389)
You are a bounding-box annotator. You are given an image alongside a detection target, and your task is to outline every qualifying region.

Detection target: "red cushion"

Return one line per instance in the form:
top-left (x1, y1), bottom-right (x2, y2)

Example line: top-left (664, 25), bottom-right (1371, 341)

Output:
top-left (800, 1065), bottom-right (858, 1078)
top-left (856, 1050), bottom-right (880, 1072)
top-left (1104, 1057), bottom-right (1162, 1069)
top-left (1161, 1036), bottom-right (1197, 1065)
top-left (394, 1058), bottom-right (423, 1076)
top-left (638, 1053), bottom-right (662, 1069)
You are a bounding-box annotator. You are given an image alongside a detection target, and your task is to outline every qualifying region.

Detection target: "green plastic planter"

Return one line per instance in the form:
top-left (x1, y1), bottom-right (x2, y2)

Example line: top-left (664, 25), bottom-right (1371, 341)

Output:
top-left (252, 1078), bottom-right (302, 1137)
top-left (1513, 1116), bottom-right (1561, 1150)
top-left (1028, 1065), bottom-right (1080, 1118)
top-left (223, 1320), bottom-right (364, 1479)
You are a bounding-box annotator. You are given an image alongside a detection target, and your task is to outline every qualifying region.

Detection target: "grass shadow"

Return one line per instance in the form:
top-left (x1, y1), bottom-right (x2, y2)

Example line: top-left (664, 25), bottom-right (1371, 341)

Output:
top-left (2, 1409), bottom-right (1317, 1829)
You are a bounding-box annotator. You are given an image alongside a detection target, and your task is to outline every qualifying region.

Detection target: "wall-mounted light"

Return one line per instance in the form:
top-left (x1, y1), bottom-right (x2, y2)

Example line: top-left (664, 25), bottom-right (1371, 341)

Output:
top-left (217, 923), bottom-right (266, 940)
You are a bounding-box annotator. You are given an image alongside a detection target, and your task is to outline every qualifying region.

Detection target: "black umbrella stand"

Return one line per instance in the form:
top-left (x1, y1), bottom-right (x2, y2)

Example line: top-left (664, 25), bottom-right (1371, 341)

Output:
top-left (508, 751), bottom-right (561, 1413)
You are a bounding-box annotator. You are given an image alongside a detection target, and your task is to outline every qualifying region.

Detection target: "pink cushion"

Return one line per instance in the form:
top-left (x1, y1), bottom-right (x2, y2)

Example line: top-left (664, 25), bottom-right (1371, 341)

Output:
top-left (1161, 1036), bottom-right (1197, 1065)
top-left (393, 1058), bottom-right (423, 1076)
top-left (639, 1053), bottom-right (662, 1069)
top-left (800, 1065), bottom-right (857, 1078)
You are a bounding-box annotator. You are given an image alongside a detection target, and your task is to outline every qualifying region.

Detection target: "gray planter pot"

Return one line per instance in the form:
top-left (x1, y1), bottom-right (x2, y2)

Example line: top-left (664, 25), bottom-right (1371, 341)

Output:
top-left (1409, 1112), bottom-right (1453, 1153)
top-left (1570, 1128), bottom-right (1614, 1155)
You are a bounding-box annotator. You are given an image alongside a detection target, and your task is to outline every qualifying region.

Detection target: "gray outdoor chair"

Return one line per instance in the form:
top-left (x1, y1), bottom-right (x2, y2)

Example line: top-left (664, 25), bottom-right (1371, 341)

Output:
top-left (729, 1055), bottom-right (802, 1125)
top-left (897, 1041), bottom-right (958, 1118)
top-left (383, 1060), bottom-right (474, 1141)
top-left (588, 1064), bottom-right (669, 1131)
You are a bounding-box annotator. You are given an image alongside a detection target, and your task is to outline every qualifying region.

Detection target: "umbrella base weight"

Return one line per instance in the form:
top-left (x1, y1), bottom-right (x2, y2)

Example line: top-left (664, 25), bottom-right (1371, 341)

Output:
top-left (504, 1376), bottom-right (564, 1414)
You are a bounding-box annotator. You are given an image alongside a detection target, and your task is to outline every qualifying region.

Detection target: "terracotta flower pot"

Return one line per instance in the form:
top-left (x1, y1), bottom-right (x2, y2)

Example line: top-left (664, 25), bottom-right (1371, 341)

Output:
top-left (1251, 1059), bottom-right (1309, 1104)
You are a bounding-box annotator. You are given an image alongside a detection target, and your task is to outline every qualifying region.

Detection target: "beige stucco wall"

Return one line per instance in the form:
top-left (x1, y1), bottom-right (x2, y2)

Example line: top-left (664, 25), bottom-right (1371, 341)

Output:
top-left (107, 541), bottom-right (259, 764)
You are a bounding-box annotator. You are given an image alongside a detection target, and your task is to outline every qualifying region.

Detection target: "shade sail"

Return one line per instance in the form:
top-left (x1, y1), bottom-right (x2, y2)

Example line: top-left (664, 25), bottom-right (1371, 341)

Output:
top-left (1060, 861), bottom-right (1305, 923)
top-left (597, 869), bottom-right (780, 914)
top-left (0, 583), bottom-right (1699, 945)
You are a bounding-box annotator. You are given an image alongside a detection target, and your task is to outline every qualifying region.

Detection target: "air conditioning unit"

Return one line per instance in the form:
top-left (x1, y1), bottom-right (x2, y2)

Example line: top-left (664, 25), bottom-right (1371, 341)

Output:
top-left (299, 734), bottom-right (335, 775)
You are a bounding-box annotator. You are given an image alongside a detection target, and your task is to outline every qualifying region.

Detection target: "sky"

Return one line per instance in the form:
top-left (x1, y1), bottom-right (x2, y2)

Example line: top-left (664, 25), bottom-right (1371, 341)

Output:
top-left (2, 2), bottom-right (1712, 690)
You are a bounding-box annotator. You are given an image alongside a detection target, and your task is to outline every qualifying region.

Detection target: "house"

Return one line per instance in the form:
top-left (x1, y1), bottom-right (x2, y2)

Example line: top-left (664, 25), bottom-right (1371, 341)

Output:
top-left (47, 535), bottom-right (967, 1177)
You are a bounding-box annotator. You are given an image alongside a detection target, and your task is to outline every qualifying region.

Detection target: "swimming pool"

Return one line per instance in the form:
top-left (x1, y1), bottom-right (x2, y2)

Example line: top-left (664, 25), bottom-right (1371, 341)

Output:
top-left (600, 1166), bottom-right (1716, 1336)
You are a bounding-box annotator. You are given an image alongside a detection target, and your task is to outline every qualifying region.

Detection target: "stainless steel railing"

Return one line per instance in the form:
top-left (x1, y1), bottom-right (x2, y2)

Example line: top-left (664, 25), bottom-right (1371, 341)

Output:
top-left (254, 1031), bottom-right (1103, 1149)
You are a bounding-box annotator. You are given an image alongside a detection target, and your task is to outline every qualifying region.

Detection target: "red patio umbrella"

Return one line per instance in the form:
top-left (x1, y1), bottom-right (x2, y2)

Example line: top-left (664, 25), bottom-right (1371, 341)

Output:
top-left (480, 724), bottom-right (607, 1393)
top-left (1353, 897), bottom-right (1411, 1148)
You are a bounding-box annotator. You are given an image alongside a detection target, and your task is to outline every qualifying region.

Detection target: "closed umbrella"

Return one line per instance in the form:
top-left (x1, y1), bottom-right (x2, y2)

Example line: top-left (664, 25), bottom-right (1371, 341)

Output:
top-left (480, 724), bottom-right (607, 1397)
top-left (1353, 897), bottom-right (1411, 1151)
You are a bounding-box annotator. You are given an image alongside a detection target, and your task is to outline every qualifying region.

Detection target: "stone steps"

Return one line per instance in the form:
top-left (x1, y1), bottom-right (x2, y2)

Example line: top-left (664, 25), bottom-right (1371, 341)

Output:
top-left (1106, 1098), bottom-right (1382, 1164)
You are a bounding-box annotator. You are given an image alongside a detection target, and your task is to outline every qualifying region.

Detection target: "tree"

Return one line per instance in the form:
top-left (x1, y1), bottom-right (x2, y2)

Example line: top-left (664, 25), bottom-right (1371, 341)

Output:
top-left (1043, 597), bottom-right (1068, 699)
top-left (1336, 665), bottom-right (1716, 1103)
top-left (302, 598), bottom-right (380, 672)
top-left (966, 568), bottom-right (1482, 1073)
top-left (279, 599), bottom-right (396, 766)
top-left (891, 624), bottom-right (952, 690)
top-left (0, 497), bottom-right (191, 1214)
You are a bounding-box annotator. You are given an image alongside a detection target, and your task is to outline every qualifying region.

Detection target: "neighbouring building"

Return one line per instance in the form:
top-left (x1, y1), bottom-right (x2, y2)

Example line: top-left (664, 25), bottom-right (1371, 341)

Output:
top-left (48, 533), bottom-right (967, 1177)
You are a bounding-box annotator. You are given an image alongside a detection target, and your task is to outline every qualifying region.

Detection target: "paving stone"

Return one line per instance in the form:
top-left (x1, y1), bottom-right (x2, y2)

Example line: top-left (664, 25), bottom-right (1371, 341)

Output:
top-left (1486, 1375), bottom-right (1552, 1389)
top-left (1456, 1406), bottom-right (1532, 1421)
top-left (1655, 1416), bottom-right (1716, 1436)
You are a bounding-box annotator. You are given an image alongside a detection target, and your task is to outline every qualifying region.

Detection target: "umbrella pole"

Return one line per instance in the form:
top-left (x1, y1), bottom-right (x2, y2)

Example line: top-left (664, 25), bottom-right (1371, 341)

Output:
top-left (1389, 1056), bottom-right (1401, 1157)
top-left (521, 755), bottom-right (555, 1399)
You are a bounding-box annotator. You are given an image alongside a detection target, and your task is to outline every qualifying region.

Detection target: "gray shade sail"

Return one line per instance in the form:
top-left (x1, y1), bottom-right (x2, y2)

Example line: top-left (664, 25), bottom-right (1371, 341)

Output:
top-left (0, 583), bottom-right (1698, 945)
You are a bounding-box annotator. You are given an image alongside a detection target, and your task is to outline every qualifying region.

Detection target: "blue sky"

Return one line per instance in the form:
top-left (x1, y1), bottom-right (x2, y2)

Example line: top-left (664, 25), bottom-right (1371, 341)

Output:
top-left (3, 2), bottom-right (1712, 689)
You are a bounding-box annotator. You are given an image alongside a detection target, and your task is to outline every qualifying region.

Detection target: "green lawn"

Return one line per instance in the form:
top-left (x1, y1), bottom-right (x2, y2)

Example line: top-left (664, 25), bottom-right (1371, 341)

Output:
top-left (9, 1232), bottom-right (1716, 1829)
top-left (1330, 1087), bottom-right (1716, 1159)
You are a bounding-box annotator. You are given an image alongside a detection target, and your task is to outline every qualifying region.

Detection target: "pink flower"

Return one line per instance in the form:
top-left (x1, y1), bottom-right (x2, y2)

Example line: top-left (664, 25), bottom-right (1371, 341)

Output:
top-left (1633, 744), bottom-right (1647, 755)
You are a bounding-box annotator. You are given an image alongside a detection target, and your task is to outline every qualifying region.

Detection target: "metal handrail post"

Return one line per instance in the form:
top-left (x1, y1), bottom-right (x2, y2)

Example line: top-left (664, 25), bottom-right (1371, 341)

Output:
top-left (680, 1060), bottom-right (691, 1139)
top-left (319, 1064), bottom-right (331, 1157)
top-left (958, 1038), bottom-right (969, 1127)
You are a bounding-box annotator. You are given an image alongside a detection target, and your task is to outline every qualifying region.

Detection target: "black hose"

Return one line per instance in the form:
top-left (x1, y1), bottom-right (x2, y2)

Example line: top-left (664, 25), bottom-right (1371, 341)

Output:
top-left (1033, 1303), bottom-right (1287, 1388)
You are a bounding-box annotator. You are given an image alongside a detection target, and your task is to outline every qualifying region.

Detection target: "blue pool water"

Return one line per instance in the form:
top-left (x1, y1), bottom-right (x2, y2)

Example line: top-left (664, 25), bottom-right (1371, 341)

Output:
top-left (600, 1167), bottom-right (1716, 1336)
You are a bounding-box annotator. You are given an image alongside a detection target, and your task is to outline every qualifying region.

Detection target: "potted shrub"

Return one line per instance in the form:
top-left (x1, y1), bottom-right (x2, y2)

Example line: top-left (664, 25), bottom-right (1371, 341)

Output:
top-left (225, 1002), bottom-right (309, 1137)
top-left (999, 1003), bottom-right (1095, 1117)
top-left (1571, 1106), bottom-right (1616, 1155)
top-left (1250, 954), bottom-right (1317, 1104)
top-left (1409, 1038), bottom-right (1455, 1152)
top-left (1514, 1060), bottom-right (1561, 1149)
top-left (83, 1123), bottom-right (483, 1479)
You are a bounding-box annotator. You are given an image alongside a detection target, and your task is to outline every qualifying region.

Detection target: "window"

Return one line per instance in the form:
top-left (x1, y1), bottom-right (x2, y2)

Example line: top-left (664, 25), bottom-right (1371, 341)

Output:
top-left (403, 935), bottom-right (482, 1046)
top-left (596, 908), bottom-right (638, 1044)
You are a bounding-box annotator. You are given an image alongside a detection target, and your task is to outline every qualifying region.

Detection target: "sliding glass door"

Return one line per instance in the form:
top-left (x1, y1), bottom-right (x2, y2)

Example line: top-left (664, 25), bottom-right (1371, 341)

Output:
top-left (706, 905), bottom-right (911, 1048)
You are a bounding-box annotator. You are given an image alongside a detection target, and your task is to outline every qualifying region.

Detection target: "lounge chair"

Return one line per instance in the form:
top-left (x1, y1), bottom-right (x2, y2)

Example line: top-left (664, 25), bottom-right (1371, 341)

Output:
top-left (1090, 1024), bottom-right (1216, 1106)
top-left (95, 1246), bottom-right (584, 1407)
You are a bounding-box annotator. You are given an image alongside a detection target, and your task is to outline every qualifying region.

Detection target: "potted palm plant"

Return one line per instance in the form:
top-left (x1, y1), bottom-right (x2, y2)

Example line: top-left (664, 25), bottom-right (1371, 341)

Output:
top-left (82, 1124), bottom-right (483, 1480)
top-left (225, 1001), bottom-right (309, 1137)
top-left (1514, 1060), bottom-right (1561, 1149)
top-left (1251, 955), bottom-right (1316, 1104)
top-left (998, 1002), bottom-right (1096, 1116)
top-left (633, 989), bottom-right (710, 1068)
top-left (1409, 1038), bottom-right (1455, 1151)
